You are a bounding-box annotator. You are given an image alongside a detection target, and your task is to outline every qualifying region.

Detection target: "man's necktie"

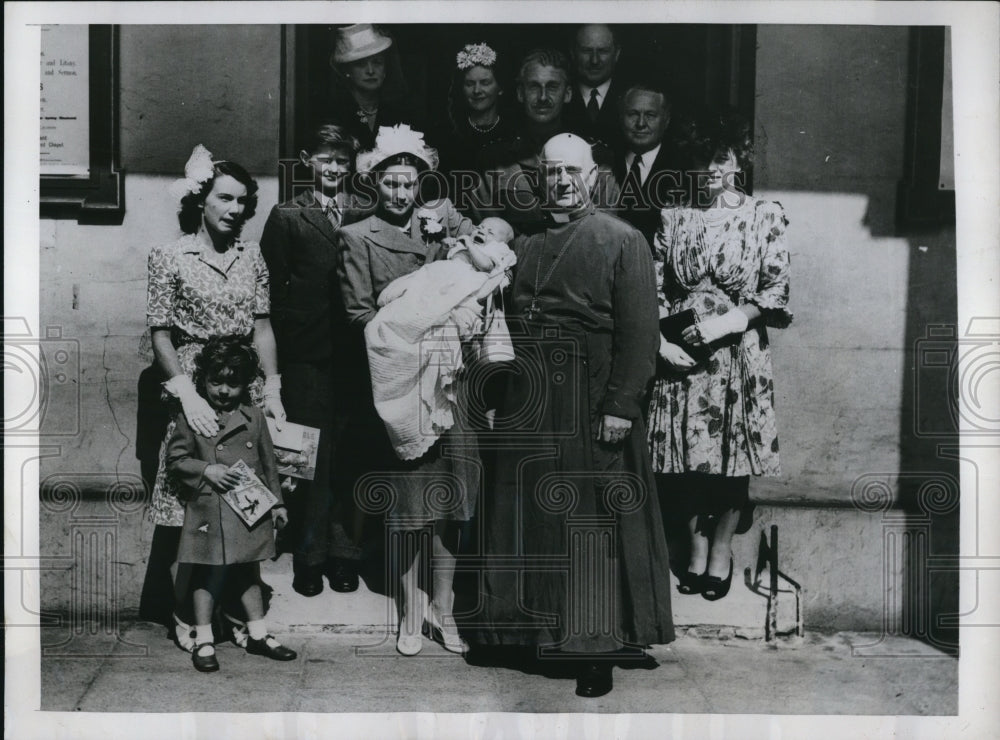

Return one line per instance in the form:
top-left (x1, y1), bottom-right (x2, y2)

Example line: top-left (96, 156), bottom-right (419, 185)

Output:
top-left (625, 153), bottom-right (643, 190)
top-left (587, 88), bottom-right (600, 122)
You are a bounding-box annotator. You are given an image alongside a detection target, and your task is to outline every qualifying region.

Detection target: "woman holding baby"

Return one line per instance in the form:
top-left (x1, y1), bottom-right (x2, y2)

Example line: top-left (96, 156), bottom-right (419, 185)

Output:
top-left (336, 124), bottom-right (511, 656)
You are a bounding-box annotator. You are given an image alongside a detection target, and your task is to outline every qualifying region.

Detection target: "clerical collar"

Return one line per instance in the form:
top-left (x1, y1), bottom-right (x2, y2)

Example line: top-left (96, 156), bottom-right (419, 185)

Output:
top-left (546, 203), bottom-right (594, 224)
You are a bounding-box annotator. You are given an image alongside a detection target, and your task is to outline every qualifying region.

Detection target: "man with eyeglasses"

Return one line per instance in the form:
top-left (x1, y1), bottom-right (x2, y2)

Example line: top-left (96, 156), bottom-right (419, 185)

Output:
top-left (471, 48), bottom-right (619, 233)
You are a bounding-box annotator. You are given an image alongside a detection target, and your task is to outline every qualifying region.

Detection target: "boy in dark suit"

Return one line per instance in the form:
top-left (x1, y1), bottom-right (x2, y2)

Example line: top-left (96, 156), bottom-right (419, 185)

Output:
top-left (260, 125), bottom-right (374, 596)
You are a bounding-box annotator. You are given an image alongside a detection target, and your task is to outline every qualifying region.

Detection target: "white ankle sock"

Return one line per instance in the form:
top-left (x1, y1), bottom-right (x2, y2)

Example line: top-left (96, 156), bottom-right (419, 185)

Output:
top-left (195, 624), bottom-right (214, 645)
top-left (246, 619), bottom-right (267, 640)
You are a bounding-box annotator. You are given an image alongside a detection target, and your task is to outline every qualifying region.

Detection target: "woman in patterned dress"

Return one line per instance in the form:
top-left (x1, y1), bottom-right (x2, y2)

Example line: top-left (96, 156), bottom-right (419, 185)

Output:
top-left (144, 145), bottom-right (286, 647)
top-left (647, 110), bottom-right (792, 601)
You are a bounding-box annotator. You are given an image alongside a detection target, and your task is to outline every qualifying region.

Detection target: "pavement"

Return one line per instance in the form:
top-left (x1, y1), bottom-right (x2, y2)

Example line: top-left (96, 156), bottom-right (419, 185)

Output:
top-left (37, 557), bottom-right (957, 717)
top-left (40, 623), bottom-right (957, 717)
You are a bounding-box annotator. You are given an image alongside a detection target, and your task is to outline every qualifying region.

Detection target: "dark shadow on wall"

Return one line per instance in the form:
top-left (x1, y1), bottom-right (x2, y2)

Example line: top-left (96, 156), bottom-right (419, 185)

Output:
top-left (896, 226), bottom-right (959, 655)
top-left (753, 24), bottom-right (960, 650)
top-left (894, 26), bottom-right (959, 655)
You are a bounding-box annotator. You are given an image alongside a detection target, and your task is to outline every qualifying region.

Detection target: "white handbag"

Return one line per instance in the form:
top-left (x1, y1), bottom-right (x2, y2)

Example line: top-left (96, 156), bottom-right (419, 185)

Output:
top-left (479, 291), bottom-right (515, 363)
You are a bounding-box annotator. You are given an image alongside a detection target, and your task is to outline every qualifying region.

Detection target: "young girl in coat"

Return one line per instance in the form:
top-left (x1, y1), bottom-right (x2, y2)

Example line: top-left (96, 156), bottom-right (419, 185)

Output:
top-left (166, 335), bottom-right (296, 672)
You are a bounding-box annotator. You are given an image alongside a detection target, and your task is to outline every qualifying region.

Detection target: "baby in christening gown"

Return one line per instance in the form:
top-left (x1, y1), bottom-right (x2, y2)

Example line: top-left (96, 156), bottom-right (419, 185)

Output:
top-left (365, 217), bottom-right (516, 460)
top-left (447, 216), bottom-right (516, 278)
top-left (377, 217), bottom-right (515, 308)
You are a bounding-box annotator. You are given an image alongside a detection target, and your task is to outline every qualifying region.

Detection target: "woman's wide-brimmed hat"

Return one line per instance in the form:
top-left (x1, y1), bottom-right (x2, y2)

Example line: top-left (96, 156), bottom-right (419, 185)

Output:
top-left (356, 124), bottom-right (439, 174)
top-left (331, 24), bottom-right (393, 66)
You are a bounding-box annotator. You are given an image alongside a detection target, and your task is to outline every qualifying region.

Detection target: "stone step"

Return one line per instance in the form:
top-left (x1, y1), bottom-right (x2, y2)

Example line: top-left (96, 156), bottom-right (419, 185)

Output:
top-left (260, 554), bottom-right (800, 641)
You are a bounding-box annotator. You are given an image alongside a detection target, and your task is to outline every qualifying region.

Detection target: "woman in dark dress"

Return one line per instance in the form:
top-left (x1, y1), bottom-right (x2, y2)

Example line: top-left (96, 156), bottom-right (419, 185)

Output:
top-left (324, 24), bottom-right (422, 151)
top-left (437, 42), bottom-right (517, 183)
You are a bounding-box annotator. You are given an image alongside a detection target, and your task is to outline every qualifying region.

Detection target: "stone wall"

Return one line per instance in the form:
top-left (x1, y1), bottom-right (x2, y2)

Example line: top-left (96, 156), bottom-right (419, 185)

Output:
top-left (32, 25), bottom-right (957, 639)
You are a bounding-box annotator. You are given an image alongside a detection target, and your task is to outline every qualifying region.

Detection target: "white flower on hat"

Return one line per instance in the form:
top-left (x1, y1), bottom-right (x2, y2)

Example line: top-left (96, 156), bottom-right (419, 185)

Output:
top-left (168, 144), bottom-right (217, 201)
top-left (356, 124), bottom-right (439, 174)
top-left (456, 43), bottom-right (497, 71)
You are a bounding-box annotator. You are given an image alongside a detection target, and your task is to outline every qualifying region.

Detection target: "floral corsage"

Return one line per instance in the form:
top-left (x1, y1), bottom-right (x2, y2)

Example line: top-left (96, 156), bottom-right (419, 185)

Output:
top-left (417, 208), bottom-right (445, 243)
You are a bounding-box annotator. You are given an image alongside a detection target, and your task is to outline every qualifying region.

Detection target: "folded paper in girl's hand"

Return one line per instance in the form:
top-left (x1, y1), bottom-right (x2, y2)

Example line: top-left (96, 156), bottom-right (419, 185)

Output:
top-left (266, 418), bottom-right (320, 480)
top-left (221, 459), bottom-right (280, 527)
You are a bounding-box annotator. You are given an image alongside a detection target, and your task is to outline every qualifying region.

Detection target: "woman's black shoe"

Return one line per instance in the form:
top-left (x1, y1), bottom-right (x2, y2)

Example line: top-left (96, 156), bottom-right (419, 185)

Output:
top-left (575, 662), bottom-right (613, 698)
top-left (326, 559), bottom-right (360, 593)
top-left (702, 558), bottom-right (734, 601)
top-left (292, 563), bottom-right (324, 597)
top-left (676, 570), bottom-right (704, 595)
top-left (246, 635), bottom-right (297, 661)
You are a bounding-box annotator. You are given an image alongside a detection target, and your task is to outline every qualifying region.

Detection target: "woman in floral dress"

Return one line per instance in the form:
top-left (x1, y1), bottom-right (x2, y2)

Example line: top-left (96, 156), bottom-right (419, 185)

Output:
top-left (648, 110), bottom-right (792, 601)
top-left (144, 145), bottom-right (286, 647)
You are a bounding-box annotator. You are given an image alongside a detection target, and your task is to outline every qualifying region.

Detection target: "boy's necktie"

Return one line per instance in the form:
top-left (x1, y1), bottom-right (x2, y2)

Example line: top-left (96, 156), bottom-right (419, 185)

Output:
top-left (324, 200), bottom-right (341, 229)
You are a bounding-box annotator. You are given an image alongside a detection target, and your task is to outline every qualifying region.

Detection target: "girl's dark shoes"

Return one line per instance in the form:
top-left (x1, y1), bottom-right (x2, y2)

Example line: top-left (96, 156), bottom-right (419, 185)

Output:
top-left (246, 635), bottom-right (297, 661)
top-left (576, 662), bottom-right (613, 698)
top-left (192, 643), bottom-right (219, 672)
top-left (676, 571), bottom-right (705, 595)
top-left (702, 558), bottom-right (734, 601)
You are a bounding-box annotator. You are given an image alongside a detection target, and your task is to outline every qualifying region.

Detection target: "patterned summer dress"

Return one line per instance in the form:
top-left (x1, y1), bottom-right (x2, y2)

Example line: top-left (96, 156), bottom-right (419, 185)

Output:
top-left (145, 233), bottom-right (270, 526)
top-left (647, 198), bottom-right (792, 477)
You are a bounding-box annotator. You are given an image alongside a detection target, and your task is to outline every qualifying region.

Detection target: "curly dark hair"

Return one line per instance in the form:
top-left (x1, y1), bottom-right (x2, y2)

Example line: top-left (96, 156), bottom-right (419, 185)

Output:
top-left (193, 335), bottom-right (260, 405)
top-left (673, 107), bottom-right (754, 173)
top-left (178, 160), bottom-right (259, 236)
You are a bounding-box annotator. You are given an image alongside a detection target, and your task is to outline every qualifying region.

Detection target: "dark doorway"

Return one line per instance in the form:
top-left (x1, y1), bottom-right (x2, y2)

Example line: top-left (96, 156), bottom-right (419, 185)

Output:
top-left (284, 23), bottom-right (756, 165)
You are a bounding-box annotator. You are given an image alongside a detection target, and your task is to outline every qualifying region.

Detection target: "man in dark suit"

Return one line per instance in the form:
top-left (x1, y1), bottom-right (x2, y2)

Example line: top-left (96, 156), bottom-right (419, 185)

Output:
top-left (260, 124), bottom-right (374, 597)
top-left (564, 24), bottom-right (624, 152)
top-left (613, 80), bottom-right (681, 248)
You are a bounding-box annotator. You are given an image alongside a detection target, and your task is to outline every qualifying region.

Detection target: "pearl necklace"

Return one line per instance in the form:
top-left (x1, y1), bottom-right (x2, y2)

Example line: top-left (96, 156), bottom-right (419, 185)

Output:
top-left (468, 114), bottom-right (500, 134)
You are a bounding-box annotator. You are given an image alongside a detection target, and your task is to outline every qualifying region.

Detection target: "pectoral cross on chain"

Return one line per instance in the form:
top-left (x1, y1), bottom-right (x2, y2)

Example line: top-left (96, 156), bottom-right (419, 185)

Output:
top-left (524, 298), bottom-right (541, 320)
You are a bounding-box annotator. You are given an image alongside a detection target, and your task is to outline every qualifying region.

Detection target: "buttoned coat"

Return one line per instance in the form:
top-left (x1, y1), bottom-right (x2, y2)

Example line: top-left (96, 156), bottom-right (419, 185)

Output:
top-left (168, 404), bottom-right (283, 565)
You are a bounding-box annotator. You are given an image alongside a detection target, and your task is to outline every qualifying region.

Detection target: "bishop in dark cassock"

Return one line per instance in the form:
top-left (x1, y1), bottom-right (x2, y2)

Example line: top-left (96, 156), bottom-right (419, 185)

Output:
top-left (462, 133), bottom-right (675, 699)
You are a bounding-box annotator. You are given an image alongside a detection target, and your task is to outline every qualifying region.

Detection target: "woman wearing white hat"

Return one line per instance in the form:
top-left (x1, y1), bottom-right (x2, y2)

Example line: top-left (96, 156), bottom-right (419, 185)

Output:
top-left (336, 125), bottom-right (479, 656)
top-left (325, 24), bottom-right (421, 150)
